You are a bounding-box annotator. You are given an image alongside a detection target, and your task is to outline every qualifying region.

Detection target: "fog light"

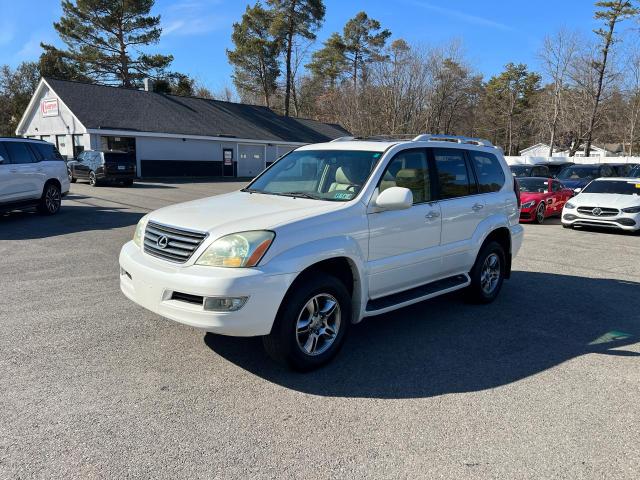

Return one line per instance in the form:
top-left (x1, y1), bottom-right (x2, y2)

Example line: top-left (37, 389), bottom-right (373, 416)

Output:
top-left (204, 296), bottom-right (248, 312)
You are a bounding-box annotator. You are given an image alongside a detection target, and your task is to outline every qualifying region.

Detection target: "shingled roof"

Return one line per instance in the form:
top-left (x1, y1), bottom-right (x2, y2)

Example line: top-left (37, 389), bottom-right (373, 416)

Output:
top-left (45, 78), bottom-right (349, 143)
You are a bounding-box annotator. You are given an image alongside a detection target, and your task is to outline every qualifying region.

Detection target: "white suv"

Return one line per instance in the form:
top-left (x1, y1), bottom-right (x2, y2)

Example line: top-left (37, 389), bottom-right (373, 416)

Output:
top-left (119, 135), bottom-right (523, 370)
top-left (0, 138), bottom-right (70, 215)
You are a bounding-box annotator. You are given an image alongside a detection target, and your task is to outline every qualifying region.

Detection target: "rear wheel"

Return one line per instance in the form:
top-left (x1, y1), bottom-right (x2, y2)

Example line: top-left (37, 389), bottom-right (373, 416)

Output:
top-left (263, 273), bottom-right (351, 371)
top-left (466, 241), bottom-right (506, 304)
top-left (37, 182), bottom-right (61, 215)
top-left (534, 203), bottom-right (546, 224)
top-left (122, 179), bottom-right (134, 187)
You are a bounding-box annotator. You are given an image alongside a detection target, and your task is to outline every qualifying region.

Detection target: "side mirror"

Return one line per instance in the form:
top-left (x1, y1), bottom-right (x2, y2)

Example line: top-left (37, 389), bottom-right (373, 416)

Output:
top-left (375, 187), bottom-right (413, 211)
top-left (574, 188), bottom-right (582, 194)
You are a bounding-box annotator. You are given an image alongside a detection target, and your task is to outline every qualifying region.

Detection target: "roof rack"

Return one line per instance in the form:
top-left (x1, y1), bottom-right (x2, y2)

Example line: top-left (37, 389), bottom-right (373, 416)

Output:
top-left (330, 133), bottom-right (496, 148)
top-left (412, 134), bottom-right (495, 147)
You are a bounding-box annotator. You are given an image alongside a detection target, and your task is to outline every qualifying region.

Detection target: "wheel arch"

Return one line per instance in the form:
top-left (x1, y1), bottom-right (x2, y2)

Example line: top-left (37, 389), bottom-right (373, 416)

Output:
top-left (282, 255), bottom-right (365, 325)
top-left (43, 177), bottom-right (62, 194)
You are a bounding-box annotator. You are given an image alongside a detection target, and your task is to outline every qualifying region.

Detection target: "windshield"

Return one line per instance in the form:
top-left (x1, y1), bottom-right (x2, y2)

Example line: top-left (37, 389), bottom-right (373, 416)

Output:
top-left (245, 150), bottom-right (382, 201)
top-left (518, 178), bottom-right (549, 193)
top-left (557, 166), bottom-right (599, 180)
top-left (510, 166), bottom-right (532, 177)
top-left (582, 180), bottom-right (640, 195)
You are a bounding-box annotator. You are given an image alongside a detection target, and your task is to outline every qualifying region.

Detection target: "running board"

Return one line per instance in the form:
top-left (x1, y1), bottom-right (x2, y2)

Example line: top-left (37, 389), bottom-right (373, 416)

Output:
top-left (365, 274), bottom-right (470, 315)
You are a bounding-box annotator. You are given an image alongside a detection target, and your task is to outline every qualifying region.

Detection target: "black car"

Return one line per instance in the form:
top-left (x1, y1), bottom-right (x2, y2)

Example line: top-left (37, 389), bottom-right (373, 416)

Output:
top-left (510, 164), bottom-right (551, 178)
top-left (630, 165), bottom-right (640, 177)
top-left (547, 162), bottom-right (574, 177)
top-left (555, 164), bottom-right (616, 191)
top-left (68, 150), bottom-right (136, 186)
top-left (609, 163), bottom-right (639, 177)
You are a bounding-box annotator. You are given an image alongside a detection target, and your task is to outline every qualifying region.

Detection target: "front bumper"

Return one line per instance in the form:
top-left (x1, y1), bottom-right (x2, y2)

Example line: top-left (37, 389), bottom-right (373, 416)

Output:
top-left (519, 207), bottom-right (536, 222)
top-left (562, 211), bottom-right (640, 231)
top-left (119, 241), bottom-right (297, 336)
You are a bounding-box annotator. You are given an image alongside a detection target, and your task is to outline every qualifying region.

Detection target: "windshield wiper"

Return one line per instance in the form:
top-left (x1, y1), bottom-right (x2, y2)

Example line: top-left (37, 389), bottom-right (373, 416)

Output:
top-left (277, 191), bottom-right (322, 200)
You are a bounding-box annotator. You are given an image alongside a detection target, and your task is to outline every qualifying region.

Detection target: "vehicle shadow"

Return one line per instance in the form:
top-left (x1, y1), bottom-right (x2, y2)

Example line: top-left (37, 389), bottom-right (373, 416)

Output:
top-left (204, 272), bottom-right (639, 399)
top-left (0, 204), bottom-right (144, 240)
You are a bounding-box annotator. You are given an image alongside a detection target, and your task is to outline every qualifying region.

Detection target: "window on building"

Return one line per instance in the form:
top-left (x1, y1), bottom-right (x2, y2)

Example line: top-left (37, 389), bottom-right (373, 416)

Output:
top-left (56, 135), bottom-right (68, 158)
top-left (100, 136), bottom-right (135, 153)
top-left (72, 135), bottom-right (85, 158)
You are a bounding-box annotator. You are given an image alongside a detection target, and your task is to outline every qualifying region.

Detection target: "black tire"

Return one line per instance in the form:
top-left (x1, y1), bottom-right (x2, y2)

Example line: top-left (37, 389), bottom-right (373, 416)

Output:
top-left (263, 273), bottom-right (351, 371)
top-left (37, 182), bottom-right (62, 216)
top-left (534, 202), bottom-right (546, 224)
top-left (89, 171), bottom-right (99, 187)
top-left (68, 168), bottom-right (76, 183)
top-left (466, 241), bottom-right (506, 304)
top-left (562, 224), bottom-right (573, 229)
top-left (122, 179), bottom-right (134, 187)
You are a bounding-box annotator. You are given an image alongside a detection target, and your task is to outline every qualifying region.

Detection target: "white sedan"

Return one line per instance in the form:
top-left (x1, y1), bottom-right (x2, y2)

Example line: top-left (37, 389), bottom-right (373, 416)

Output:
top-left (562, 178), bottom-right (640, 232)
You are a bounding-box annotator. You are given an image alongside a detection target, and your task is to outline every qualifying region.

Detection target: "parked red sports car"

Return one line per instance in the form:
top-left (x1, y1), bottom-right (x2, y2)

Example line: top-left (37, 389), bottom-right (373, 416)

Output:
top-left (518, 177), bottom-right (574, 224)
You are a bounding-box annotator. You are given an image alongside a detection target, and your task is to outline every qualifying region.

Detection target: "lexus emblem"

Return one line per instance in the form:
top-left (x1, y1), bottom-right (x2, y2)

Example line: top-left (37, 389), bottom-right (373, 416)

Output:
top-left (592, 207), bottom-right (603, 216)
top-left (156, 235), bottom-right (169, 249)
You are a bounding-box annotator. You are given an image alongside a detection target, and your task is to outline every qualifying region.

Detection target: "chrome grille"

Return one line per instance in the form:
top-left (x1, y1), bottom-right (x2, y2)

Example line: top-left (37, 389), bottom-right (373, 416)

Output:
top-left (144, 221), bottom-right (208, 263)
top-left (577, 206), bottom-right (619, 217)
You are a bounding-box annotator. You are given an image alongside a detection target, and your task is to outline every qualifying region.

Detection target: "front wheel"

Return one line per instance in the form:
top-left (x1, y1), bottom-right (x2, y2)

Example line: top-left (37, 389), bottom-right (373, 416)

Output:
top-left (68, 168), bottom-right (76, 183)
top-left (263, 273), bottom-right (351, 371)
top-left (89, 171), bottom-right (99, 187)
top-left (534, 203), bottom-right (546, 224)
top-left (466, 241), bottom-right (506, 304)
top-left (37, 183), bottom-right (62, 215)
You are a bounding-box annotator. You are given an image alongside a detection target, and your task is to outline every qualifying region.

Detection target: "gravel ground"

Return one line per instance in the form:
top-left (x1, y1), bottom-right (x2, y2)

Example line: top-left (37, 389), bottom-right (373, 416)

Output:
top-left (1, 179), bottom-right (639, 479)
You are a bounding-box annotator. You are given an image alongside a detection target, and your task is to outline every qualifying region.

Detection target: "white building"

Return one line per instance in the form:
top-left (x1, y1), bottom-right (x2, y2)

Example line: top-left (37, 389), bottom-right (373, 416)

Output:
top-left (518, 143), bottom-right (559, 157)
top-left (16, 78), bottom-right (349, 178)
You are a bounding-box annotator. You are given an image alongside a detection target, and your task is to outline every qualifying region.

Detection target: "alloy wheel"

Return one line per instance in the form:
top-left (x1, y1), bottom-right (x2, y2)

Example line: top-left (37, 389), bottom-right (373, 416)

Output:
top-left (45, 185), bottom-right (61, 213)
top-left (295, 294), bottom-right (341, 356)
top-left (536, 204), bottom-right (545, 223)
top-left (480, 253), bottom-right (501, 296)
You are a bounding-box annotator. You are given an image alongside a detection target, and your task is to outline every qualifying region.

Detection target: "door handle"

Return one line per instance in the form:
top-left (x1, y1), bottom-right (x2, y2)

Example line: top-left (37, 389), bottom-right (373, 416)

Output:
top-left (425, 211), bottom-right (440, 219)
top-left (472, 203), bottom-right (484, 211)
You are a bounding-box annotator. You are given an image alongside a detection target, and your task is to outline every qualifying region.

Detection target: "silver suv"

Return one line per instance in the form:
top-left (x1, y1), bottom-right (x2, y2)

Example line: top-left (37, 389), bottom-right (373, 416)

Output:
top-left (0, 138), bottom-right (70, 215)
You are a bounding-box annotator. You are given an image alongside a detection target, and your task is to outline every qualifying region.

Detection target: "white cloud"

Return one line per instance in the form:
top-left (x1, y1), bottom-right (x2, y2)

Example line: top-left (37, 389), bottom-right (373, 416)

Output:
top-left (409, 1), bottom-right (513, 31)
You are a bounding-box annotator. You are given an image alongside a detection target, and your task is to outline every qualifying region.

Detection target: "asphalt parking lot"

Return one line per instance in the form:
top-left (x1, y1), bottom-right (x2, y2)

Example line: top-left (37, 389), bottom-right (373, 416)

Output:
top-left (1, 179), bottom-right (639, 479)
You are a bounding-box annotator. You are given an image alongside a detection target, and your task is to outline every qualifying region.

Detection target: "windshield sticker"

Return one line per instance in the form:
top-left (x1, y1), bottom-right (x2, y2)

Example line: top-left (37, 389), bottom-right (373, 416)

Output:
top-left (334, 192), bottom-right (355, 200)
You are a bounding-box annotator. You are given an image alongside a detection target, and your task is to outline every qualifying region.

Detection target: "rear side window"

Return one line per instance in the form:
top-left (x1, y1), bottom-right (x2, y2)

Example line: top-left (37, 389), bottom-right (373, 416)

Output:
top-left (4, 141), bottom-right (36, 164)
top-left (434, 149), bottom-right (473, 199)
top-left (470, 152), bottom-right (505, 193)
top-left (32, 142), bottom-right (65, 161)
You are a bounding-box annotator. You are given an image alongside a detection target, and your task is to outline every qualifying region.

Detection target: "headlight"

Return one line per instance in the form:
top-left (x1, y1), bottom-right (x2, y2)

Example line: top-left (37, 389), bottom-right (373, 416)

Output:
top-left (622, 205), bottom-right (640, 213)
top-left (522, 200), bottom-right (536, 209)
top-left (564, 202), bottom-right (576, 210)
top-left (133, 214), bottom-right (149, 247)
top-left (195, 231), bottom-right (275, 267)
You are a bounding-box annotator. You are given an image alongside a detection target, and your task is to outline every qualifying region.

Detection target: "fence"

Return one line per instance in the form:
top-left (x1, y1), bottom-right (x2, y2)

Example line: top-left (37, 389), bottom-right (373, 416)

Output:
top-left (505, 156), bottom-right (640, 165)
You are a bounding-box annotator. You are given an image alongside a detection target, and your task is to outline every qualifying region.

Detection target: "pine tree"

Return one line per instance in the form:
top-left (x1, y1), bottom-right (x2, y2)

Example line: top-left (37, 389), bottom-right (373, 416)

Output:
top-left (307, 33), bottom-right (348, 87)
top-left (583, 0), bottom-right (638, 156)
top-left (42, 0), bottom-right (173, 87)
top-left (227, 3), bottom-right (281, 108)
top-left (342, 12), bottom-right (391, 90)
top-left (267, 0), bottom-right (325, 116)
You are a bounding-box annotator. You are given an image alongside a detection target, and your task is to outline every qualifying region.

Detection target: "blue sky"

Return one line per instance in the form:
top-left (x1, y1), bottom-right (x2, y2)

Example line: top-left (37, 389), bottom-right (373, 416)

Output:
top-left (0, 0), bottom-right (616, 91)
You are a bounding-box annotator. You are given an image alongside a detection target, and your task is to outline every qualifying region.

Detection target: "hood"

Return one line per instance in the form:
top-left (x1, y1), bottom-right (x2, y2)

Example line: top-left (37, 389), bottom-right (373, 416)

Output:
top-left (560, 178), bottom-right (590, 189)
top-left (520, 191), bottom-right (547, 203)
top-left (573, 193), bottom-right (640, 209)
top-left (147, 191), bottom-right (341, 235)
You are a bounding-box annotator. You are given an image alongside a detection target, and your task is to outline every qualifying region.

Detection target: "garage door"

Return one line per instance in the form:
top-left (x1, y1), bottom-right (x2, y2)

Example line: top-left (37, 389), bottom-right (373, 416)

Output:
top-left (238, 145), bottom-right (265, 177)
